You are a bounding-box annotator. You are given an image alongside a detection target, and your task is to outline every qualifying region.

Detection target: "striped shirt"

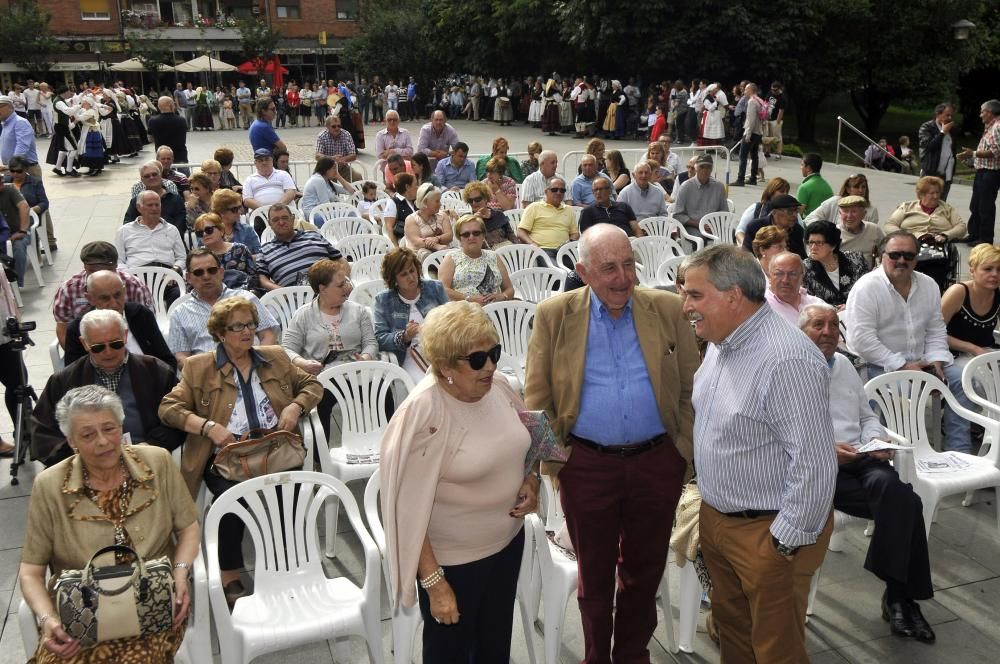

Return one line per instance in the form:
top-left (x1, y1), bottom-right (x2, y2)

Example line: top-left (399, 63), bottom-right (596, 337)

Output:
top-left (693, 304), bottom-right (837, 546)
top-left (315, 128), bottom-right (356, 159)
top-left (973, 118), bottom-right (1000, 171)
top-left (167, 286), bottom-right (278, 355)
top-left (257, 230), bottom-right (341, 287)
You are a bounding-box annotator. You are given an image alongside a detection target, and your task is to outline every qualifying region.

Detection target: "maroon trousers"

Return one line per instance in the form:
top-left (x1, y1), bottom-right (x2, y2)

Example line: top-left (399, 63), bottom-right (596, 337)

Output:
top-left (559, 440), bottom-right (687, 663)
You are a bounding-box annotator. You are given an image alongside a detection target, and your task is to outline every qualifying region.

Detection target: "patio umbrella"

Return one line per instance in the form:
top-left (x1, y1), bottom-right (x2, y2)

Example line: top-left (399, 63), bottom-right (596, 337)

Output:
top-left (237, 61), bottom-right (258, 75)
top-left (174, 55), bottom-right (237, 73)
top-left (109, 58), bottom-right (174, 72)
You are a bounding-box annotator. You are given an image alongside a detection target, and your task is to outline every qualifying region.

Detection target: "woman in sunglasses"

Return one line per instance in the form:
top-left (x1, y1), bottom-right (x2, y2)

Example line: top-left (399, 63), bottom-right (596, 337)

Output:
top-left (283, 259), bottom-right (377, 438)
top-left (185, 173), bottom-right (214, 230)
top-left (160, 297), bottom-right (322, 607)
top-left (462, 181), bottom-right (517, 248)
top-left (380, 300), bottom-right (538, 663)
top-left (403, 183), bottom-right (455, 263)
top-left (193, 213), bottom-right (257, 291)
top-left (438, 214), bottom-right (514, 306)
top-left (211, 188), bottom-right (261, 256)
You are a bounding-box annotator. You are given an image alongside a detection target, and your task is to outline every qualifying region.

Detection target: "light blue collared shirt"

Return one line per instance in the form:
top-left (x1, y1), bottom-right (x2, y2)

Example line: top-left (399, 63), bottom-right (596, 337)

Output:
top-left (0, 112), bottom-right (39, 165)
top-left (434, 157), bottom-right (476, 190)
top-left (571, 291), bottom-right (665, 445)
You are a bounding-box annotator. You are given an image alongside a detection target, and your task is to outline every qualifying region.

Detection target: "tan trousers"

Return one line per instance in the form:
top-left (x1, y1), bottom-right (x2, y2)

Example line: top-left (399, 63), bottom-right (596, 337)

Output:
top-left (700, 505), bottom-right (833, 664)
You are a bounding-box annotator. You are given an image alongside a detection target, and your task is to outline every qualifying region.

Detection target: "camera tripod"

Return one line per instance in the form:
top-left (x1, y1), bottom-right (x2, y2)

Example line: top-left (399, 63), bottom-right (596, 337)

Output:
top-left (8, 335), bottom-right (37, 486)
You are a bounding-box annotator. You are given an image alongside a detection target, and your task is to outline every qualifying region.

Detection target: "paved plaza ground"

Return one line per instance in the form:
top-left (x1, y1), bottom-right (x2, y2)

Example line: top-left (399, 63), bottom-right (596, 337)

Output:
top-left (0, 117), bottom-right (997, 663)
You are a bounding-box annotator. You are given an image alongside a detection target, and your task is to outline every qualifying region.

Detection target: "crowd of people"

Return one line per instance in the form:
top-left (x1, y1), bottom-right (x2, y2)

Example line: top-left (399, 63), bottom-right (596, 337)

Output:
top-left (1, 64), bottom-right (1000, 664)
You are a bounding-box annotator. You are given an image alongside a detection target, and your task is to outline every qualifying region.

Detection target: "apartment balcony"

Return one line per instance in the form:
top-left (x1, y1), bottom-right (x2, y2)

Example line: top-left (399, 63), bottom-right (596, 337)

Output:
top-left (121, 0), bottom-right (251, 40)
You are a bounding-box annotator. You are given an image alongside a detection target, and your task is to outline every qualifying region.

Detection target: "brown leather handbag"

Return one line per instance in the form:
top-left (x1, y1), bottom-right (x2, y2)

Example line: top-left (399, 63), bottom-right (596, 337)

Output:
top-left (213, 429), bottom-right (306, 482)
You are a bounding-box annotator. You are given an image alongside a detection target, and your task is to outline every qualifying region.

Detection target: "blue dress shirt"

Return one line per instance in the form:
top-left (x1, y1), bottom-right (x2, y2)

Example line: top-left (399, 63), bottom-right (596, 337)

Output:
top-left (572, 291), bottom-right (666, 445)
top-left (1, 113), bottom-right (39, 165)
top-left (434, 158), bottom-right (476, 190)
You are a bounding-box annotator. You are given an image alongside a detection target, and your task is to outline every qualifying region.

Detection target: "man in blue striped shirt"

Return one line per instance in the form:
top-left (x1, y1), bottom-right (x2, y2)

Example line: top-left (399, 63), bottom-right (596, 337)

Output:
top-left (682, 245), bottom-right (836, 663)
top-left (257, 204), bottom-right (342, 290)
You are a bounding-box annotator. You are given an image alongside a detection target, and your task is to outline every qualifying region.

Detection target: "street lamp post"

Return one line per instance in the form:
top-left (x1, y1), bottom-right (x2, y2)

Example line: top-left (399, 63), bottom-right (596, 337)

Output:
top-left (95, 49), bottom-right (104, 85)
top-left (952, 19), bottom-right (976, 41)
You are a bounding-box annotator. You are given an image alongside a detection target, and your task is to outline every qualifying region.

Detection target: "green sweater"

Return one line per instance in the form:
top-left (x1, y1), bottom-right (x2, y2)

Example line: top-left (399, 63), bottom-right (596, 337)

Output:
top-left (796, 173), bottom-right (834, 217)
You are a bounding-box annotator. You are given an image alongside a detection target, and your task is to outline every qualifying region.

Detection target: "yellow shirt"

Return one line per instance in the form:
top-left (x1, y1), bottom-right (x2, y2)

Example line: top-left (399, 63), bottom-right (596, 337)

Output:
top-left (518, 201), bottom-right (579, 249)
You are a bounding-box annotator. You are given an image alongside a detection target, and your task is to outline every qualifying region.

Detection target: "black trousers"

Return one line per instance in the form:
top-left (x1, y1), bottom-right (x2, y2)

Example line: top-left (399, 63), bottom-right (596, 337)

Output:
top-left (968, 169), bottom-right (1000, 243)
top-left (737, 133), bottom-right (762, 183)
top-left (0, 344), bottom-right (25, 425)
top-left (834, 456), bottom-right (933, 600)
top-left (417, 527), bottom-right (524, 663)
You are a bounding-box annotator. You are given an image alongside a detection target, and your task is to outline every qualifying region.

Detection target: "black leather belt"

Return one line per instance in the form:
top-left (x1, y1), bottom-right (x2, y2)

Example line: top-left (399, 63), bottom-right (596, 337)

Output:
top-left (722, 509), bottom-right (780, 519)
top-left (569, 433), bottom-right (669, 457)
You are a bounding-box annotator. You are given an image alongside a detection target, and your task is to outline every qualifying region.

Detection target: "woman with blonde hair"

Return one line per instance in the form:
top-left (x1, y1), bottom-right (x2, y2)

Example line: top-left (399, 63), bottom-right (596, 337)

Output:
top-left (521, 141), bottom-right (543, 178)
top-left (751, 225), bottom-right (789, 276)
top-left (211, 188), bottom-right (261, 254)
top-left (404, 183), bottom-right (455, 262)
top-left (463, 181), bottom-right (517, 248)
top-left (380, 300), bottom-right (537, 662)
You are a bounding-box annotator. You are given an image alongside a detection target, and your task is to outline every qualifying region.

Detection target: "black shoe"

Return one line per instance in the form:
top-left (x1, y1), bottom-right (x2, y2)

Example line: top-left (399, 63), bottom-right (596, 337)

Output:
top-left (732, 180), bottom-right (746, 187)
top-left (67, 170), bottom-right (81, 178)
top-left (52, 168), bottom-right (65, 177)
top-left (908, 601), bottom-right (936, 643)
top-left (882, 590), bottom-right (916, 638)
top-left (747, 180), bottom-right (759, 186)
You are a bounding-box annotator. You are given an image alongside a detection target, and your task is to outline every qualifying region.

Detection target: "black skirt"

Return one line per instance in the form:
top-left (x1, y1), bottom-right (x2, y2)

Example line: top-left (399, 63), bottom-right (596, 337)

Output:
top-left (541, 102), bottom-right (560, 133)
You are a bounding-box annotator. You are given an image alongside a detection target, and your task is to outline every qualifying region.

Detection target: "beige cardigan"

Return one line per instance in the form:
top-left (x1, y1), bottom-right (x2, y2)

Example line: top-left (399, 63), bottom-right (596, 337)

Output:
top-left (379, 372), bottom-right (525, 609)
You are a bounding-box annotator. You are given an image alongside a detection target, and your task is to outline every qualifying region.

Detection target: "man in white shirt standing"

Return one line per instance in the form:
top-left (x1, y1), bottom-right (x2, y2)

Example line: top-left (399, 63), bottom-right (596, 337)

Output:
top-left (800, 303), bottom-right (935, 643)
top-left (845, 230), bottom-right (973, 453)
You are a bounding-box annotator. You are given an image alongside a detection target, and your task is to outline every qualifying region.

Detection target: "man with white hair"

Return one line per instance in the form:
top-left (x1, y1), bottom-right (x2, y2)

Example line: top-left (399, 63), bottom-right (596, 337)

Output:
top-left (146, 95), bottom-right (188, 164)
top-left (764, 252), bottom-right (824, 326)
top-left (570, 154), bottom-right (612, 207)
top-left (519, 150), bottom-right (560, 205)
top-left (31, 308), bottom-right (182, 466)
top-left (525, 224), bottom-right (698, 663)
top-left (617, 161), bottom-right (670, 221)
top-left (122, 161), bottom-right (186, 234)
top-left (800, 303), bottom-right (935, 643)
top-left (115, 190), bottom-right (186, 276)
top-left (155, 145), bottom-right (190, 193)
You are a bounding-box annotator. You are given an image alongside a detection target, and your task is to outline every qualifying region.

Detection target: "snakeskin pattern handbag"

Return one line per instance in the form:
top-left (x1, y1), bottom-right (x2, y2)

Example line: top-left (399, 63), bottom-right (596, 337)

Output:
top-left (54, 544), bottom-right (175, 648)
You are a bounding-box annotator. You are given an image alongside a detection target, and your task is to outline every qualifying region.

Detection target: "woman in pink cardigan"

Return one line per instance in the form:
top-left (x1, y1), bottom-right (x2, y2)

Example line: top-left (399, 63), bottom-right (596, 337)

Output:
top-left (380, 301), bottom-right (538, 662)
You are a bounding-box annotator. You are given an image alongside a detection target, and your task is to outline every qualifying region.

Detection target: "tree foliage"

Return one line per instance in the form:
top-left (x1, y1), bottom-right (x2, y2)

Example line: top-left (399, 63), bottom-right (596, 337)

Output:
top-left (342, 0), bottom-right (444, 82)
top-left (237, 17), bottom-right (282, 63)
top-left (0, 4), bottom-right (61, 77)
top-left (128, 38), bottom-right (174, 73)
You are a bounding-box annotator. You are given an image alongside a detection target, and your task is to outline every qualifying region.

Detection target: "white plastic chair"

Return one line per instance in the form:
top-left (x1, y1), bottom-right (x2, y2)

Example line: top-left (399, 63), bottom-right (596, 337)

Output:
top-left (630, 236), bottom-right (686, 287)
top-left (320, 216), bottom-right (379, 246)
top-left (440, 197), bottom-right (471, 215)
top-left (504, 209), bottom-right (524, 236)
top-left (806, 510), bottom-right (873, 618)
top-left (260, 226), bottom-right (275, 244)
top-left (246, 205), bottom-right (272, 234)
top-left (48, 338), bottom-right (64, 373)
top-left (510, 267), bottom-right (565, 303)
top-left (349, 185), bottom-right (389, 210)
top-left (348, 279), bottom-right (385, 308)
top-left (317, 361), bottom-right (416, 557)
top-left (338, 233), bottom-right (393, 262)
top-left (37, 210), bottom-right (55, 266)
top-left (204, 471), bottom-right (383, 664)
top-left (654, 256), bottom-right (688, 288)
top-left (167, 292), bottom-right (194, 322)
top-left (496, 243), bottom-right (553, 275)
top-left (368, 198), bottom-right (391, 228)
top-left (553, 241), bottom-right (579, 272)
top-left (422, 248), bottom-right (452, 280)
top-left (441, 190), bottom-right (464, 202)
top-left (727, 198), bottom-right (736, 213)
top-left (530, 478), bottom-right (579, 664)
top-left (311, 201), bottom-right (364, 226)
top-left (349, 253), bottom-right (385, 285)
top-left (639, 216), bottom-right (705, 252)
top-left (962, 350), bottom-right (1000, 419)
top-left (483, 300), bottom-right (536, 373)
top-left (865, 370), bottom-right (1000, 537)
top-left (497, 350), bottom-right (525, 394)
top-left (127, 265), bottom-right (184, 331)
top-left (698, 211), bottom-right (739, 245)
top-left (260, 286), bottom-right (314, 334)
top-left (9, 210), bottom-right (45, 286)
top-left (18, 552), bottom-right (211, 664)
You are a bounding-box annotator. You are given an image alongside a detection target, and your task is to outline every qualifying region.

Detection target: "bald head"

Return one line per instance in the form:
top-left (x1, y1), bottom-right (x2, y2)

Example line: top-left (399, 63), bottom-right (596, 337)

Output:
top-left (85, 270), bottom-right (126, 313)
top-left (157, 96), bottom-right (174, 113)
top-left (577, 225), bottom-right (637, 317)
top-left (579, 224), bottom-right (630, 268)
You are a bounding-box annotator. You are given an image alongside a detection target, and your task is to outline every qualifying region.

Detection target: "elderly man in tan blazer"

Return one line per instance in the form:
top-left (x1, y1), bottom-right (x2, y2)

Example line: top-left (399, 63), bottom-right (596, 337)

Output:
top-left (524, 223), bottom-right (699, 663)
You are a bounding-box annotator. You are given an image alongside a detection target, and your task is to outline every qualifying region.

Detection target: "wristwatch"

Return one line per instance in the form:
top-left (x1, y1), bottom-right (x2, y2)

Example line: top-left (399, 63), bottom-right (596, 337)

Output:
top-left (772, 535), bottom-right (799, 557)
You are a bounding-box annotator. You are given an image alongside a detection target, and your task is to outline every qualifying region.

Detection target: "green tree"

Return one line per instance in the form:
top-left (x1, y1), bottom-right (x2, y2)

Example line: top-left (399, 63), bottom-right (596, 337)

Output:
top-left (237, 16), bottom-right (282, 73)
top-left (0, 3), bottom-right (61, 78)
top-left (128, 38), bottom-right (174, 73)
top-left (343, 0), bottom-right (445, 81)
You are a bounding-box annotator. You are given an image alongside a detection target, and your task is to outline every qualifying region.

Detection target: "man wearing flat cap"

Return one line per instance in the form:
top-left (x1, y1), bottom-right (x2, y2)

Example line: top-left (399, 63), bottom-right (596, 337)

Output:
top-left (672, 153), bottom-right (728, 239)
top-left (743, 193), bottom-right (807, 257)
top-left (836, 195), bottom-right (884, 268)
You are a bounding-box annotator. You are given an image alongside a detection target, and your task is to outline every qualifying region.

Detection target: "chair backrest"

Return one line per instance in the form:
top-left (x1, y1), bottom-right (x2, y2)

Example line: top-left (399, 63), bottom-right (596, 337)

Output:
top-left (727, 198), bottom-right (736, 213)
top-left (316, 361), bottom-right (416, 455)
top-left (637, 215), bottom-right (676, 238)
top-left (422, 248), bottom-right (452, 280)
top-left (348, 279), bottom-right (384, 308)
top-left (367, 198), bottom-right (391, 226)
top-left (48, 339), bottom-right (65, 373)
top-left (496, 350), bottom-right (525, 390)
top-left (554, 240), bottom-right (579, 272)
top-left (203, 471), bottom-right (380, 636)
top-left (362, 474), bottom-right (391, 589)
top-left (698, 211), bottom-right (738, 245)
top-left (483, 300), bottom-right (537, 365)
top-left (961, 350), bottom-right (1000, 418)
top-left (503, 209), bottom-right (524, 235)
top-left (320, 216), bottom-right (378, 246)
top-left (301, 410), bottom-right (331, 474)
top-left (167, 292), bottom-right (194, 320)
top-left (259, 286), bottom-right (314, 333)
top-left (337, 233), bottom-right (393, 262)
top-left (654, 256), bottom-right (688, 288)
top-left (128, 266), bottom-right (185, 325)
top-left (349, 186), bottom-right (389, 209)
top-left (630, 236), bottom-right (686, 286)
top-left (441, 190), bottom-right (464, 202)
top-left (311, 202), bottom-right (364, 227)
top-left (183, 228), bottom-right (198, 251)
top-left (349, 253), bottom-right (385, 284)
top-left (539, 474), bottom-right (565, 531)
top-left (496, 243), bottom-right (552, 275)
top-left (260, 225), bottom-right (275, 243)
top-left (440, 197), bottom-right (471, 215)
top-left (510, 267), bottom-right (565, 303)
top-left (247, 205), bottom-right (271, 233)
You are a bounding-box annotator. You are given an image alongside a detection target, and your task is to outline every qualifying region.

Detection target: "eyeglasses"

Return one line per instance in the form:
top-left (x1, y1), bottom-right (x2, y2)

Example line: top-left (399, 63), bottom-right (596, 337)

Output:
top-left (460, 230), bottom-right (483, 239)
top-left (548, 187), bottom-right (567, 193)
top-left (8, 169), bottom-right (24, 174)
top-left (593, 186), bottom-right (611, 192)
top-left (467, 196), bottom-right (485, 204)
top-left (459, 343), bottom-right (502, 370)
top-left (225, 321), bottom-right (258, 333)
top-left (886, 251), bottom-right (917, 261)
top-left (195, 226), bottom-right (218, 238)
top-left (806, 240), bottom-right (828, 247)
top-left (190, 266), bottom-right (220, 277)
top-left (88, 339), bottom-right (126, 354)
top-left (227, 205), bottom-right (243, 214)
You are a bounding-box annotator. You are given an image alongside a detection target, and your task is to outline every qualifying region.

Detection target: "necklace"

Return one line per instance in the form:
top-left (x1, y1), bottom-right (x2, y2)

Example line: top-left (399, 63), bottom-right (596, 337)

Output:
top-left (81, 456), bottom-right (132, 549)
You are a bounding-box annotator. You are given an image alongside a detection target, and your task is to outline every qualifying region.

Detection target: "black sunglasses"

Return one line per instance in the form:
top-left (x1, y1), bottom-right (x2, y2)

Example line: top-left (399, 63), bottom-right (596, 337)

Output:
top-left (195, 226), bottom-right (218, 238)
top-left (460, 230), bottom-right (483, 239)
top-left (88, 339), bottom-right (126, 354)
top-left (467, 196), bottom-right (485, 204)
top-left (548, 187), bottom-right (567, 193)
top-left (8, 169), bottom-right (24, 174)
top-left (459, 344), bottom-right (502, 370)
top-left (886, 251), bottom-right (917, 261)
top-left (190, 266), bottom-right (220, 277)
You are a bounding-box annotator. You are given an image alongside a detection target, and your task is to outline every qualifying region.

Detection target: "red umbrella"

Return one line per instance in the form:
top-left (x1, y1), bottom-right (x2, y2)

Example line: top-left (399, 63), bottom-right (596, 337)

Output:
top-left (266, 57), bottom-right (287, 92)
top-left (237, 61), bottom-right (258, 75)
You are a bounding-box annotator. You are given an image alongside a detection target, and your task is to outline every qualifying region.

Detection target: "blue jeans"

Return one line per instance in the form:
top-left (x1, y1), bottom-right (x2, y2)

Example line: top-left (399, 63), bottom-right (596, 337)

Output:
top-left (1, 233), bottom-right (31, 287)
top-left (867, 361), bottom-right (975, 453)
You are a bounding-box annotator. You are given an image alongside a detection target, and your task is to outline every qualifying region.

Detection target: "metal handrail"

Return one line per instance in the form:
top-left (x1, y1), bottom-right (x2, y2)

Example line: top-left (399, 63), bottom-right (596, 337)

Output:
top-left (834, 116), bottom-right (906, 170)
